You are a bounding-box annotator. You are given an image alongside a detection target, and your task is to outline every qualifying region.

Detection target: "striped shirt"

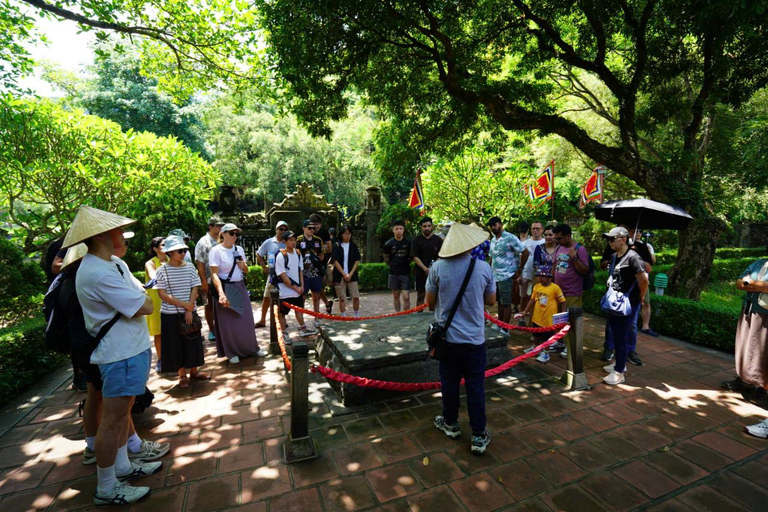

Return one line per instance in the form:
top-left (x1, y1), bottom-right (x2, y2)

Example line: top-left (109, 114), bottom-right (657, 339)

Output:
top-left (155, 262), bottom-right (202, 315)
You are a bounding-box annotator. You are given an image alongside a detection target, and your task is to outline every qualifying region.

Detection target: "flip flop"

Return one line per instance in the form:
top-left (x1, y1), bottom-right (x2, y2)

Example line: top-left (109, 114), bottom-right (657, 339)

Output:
top-left (178, 377), bottom-right (190, 389)
top-left (190, 372), bottom-right (211, 380)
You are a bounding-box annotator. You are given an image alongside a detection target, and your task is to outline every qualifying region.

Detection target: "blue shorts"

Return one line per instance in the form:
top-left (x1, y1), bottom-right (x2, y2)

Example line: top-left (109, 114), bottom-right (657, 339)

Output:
top-left (99, 348), bottom-right (151, 398)
top-left (304, 276), bottom-right (323, 293)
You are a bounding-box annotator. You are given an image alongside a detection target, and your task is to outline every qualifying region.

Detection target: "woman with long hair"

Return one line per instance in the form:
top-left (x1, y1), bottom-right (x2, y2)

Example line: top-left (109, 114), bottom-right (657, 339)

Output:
top-left (144, 237), bottom-right (166, 372)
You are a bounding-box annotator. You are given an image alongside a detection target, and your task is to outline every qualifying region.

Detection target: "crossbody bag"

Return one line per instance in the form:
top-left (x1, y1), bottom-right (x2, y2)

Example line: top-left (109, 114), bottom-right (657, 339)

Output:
top-left (164, 265), bottom-right (203, 339)
top-left (600, 254), bottom-right (637, 316)
top-left (426, 259), bottom-right (476, 361)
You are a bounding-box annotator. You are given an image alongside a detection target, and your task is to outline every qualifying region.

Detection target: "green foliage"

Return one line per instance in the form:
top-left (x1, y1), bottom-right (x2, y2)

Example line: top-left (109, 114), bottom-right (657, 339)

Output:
top-left (0, 318), bottom-right (69, 406)
top-left (0, 238), bottom-right (46, 326)
top-left (376, 204), bottom-right (421, 240)
top-left (0, 0), bottom-right (38, 92)
top-left (0, 97), bottom-right (219, 256)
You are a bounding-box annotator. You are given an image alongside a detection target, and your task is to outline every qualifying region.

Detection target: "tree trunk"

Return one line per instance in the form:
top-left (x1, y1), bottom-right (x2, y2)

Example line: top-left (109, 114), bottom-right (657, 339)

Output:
top-left (666, 212), bottom-right (726, 300)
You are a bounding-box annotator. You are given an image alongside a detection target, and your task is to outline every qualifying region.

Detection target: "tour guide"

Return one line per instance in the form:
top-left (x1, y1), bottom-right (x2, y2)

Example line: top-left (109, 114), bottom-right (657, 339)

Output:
top-left (426, 223), bottom-right (497, 455)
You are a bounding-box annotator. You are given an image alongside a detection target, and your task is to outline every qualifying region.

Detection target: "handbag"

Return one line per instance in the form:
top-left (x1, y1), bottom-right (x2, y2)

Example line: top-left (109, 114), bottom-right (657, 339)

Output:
top-left (426, 259), bottom-right (476, 361)
top-left (600, 254), bottom-right (637, 317)
top-left (165, 266), bottom-right (203, 339)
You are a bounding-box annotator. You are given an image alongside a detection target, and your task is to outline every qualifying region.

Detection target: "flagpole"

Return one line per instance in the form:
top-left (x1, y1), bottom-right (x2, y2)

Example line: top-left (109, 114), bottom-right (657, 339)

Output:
top-left (550, 160), bottom-right (555, 223)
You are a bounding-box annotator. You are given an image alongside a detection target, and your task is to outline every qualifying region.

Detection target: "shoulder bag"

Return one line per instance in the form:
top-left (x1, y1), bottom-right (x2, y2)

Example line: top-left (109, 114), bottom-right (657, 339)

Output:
top-left (165, 266), bottom-right (203, 339)
top-left (426, 259), bottom-right (476, 361)
top-left (600, 254), bottom-right (637, 317)
top-left (211, 247), bottom-right (241, 300)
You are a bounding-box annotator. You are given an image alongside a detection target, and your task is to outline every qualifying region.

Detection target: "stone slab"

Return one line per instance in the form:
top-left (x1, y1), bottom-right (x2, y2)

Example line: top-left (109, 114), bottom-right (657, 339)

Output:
top-left (315, 314), bottom-right (525, 406)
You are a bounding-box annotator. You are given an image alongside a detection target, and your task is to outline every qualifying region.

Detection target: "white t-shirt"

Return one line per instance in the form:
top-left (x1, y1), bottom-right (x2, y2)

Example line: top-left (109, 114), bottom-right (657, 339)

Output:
top-left (76, 253), bottom-right (151, 365)
top-left (274, 249), bottom-right (303, 299)
top-left (340, 242), bottom-right (350, 274)
top-left (155, 262), bottom-right (202, 315)
top-left (209, 244), bottom-right (246, 282)
top-left (522, 238), bottom-right (546, 280)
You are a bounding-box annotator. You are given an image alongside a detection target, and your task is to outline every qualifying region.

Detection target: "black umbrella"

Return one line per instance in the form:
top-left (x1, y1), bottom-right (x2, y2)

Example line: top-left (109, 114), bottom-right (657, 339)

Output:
top-left (594, 199), bottom-right (694, 230)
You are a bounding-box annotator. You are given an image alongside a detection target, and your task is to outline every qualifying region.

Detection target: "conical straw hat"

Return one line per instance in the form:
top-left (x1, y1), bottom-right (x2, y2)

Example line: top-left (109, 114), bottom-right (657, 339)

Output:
top-left (62, 206), bottom-right (136, 248)
top-left (60, 243), bottom-right (88, 272)
top-left (438, 223), bottom-right (490, 258)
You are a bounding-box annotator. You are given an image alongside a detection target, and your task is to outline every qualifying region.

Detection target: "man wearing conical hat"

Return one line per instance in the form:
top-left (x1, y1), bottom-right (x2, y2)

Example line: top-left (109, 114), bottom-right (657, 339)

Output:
top-left (425, 223), bottom-right (497, 455)
top-left (64, 206), bottom-right (160, 505)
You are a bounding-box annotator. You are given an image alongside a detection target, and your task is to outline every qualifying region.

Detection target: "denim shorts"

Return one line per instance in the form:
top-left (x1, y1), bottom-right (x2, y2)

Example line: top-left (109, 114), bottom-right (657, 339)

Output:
top-left (98, 348), bottom-right (151, 398)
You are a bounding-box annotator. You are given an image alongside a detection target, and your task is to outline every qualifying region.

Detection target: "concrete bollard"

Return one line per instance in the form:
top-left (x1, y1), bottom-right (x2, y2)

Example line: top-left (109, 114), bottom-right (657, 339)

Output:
top-left (560, 307), bottom-right (590, 390)
top-left (269, 287), bottom-right (280, 355)
top-left (283, 341), bottom-right (318, 463)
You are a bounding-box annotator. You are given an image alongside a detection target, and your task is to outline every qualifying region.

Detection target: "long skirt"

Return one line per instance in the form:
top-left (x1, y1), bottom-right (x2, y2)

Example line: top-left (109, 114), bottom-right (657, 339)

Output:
top-left (213, 280), bottom-right (259, 358)
top-left (160, 313), bottom-right (205, 372)
top-left (735, 311), bottom-right (768, 388)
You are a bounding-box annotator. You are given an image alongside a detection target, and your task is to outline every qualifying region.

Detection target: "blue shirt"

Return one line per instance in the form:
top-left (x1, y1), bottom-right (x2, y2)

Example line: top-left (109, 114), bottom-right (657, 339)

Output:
top-left (257, 236), bottom-right (286, 268)
top-left (489, 231), bottom-right (526, 281)
top-left (426, 253), bottom-right (496, 345)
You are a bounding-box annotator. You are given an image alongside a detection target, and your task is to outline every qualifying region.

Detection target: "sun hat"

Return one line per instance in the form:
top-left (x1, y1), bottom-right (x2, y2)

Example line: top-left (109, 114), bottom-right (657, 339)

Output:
top-left (603, 226), bottom-right (630, 239)
top-left (276, 220), bottom-right (288, 229)
top-left (163, 235), bottom-right (189, 253)
top-left (60, 243), bottom-right (88, 272)
top-left (438, 223), bottom-right (490, 258)
top-left (62, 206), bottom-right (136, 248)
top-left (221, 223), bottom-right (241, 234)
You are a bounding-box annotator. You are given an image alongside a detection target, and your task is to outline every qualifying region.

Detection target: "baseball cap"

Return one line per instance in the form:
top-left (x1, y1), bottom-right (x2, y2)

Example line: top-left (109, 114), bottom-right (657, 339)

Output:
top-left (208, 216), bottom-right (225, 226)
top-left (276, 220), bottom-right (288, 229)
top-left (602, 227), bottom-right (630, 239)
top-left (302, 219), bottom-right (313, 228)
top-left (283, 230), bottom-right (296, 240)
top-left (168, 228), bottom-right (190, 239)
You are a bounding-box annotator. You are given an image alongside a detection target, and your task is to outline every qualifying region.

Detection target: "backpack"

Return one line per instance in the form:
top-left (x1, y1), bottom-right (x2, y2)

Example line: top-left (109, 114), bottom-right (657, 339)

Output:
top-left (43, 273), bottom-right (72, 354)
top-left (576, 243), bottom-right (596, 291)
top-left (269, 250), bottom-right (300, 287)
top-left (132, 387), bottom-right (155, 415)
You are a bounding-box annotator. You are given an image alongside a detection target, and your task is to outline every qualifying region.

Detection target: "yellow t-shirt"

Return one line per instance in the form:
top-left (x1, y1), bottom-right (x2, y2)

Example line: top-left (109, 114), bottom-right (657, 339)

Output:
top-left (531, 282), bottom-right (566, 327)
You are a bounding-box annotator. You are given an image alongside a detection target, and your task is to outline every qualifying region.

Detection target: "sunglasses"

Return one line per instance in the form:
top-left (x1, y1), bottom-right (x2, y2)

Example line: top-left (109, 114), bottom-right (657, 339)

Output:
top-left (226, 232), bottom-right (239, 237)
top-left (306, 226), bottom-right (316, 231)
top-left (173, 249), bottom-right (188, 255)
top-left (277, 227), bottom-right (287, 231)
top-left (607, 236), bottom-right (625, 243)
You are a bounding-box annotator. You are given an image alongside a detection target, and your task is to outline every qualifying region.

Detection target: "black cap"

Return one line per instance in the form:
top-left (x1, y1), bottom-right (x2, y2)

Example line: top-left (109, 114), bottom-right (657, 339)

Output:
top-left (302, 219), bottom-right (312, 228)
top-left (487, 216), bottom-right (502, 226)
top-left (283, 230), bottom-right (297, 240)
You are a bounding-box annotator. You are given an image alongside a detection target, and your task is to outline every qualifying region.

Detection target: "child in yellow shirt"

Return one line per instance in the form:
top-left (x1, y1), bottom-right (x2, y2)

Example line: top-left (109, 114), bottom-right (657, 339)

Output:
top-left (515, 267), bottom-right (565, 362)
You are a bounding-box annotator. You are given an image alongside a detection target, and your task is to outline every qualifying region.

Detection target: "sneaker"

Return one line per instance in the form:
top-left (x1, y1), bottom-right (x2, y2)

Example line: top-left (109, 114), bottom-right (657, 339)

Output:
top-left (560, 347), bottom-right (568, 358)
top-left (548, 342), bottom-right (565, 353)
top-left (603, 371), bottom-right (625, 386)
top-left (745, 419), bottom-right (768, 439)
top-left (601, 347), bottom-right (615, 361)
top-left (523, 345), bottom-right (537, 354)
top-left (229, 356), bottom-right (240, 365)
top-left (640, 328), bottom-right (660, 337)
top-left (603, 363), bottom-right (615, 373)
top-left (255, 349), bottom-right (268, 357)
top-left (83, 447), bottom-right (97, 466)
top-left (471, 429), bottom-right (491, 455)
top-left (433, 415), bottom-right (461, 439)
top-left (536, 352), bottom-right (550, 363)
top-left (116, 460), bottom-right (163, 482)
top-left (627, 351), bottom-right (643, 366)
top-left (283, 334), bottom-right (293, 346)
top-left (326, 300), bottom-right (334, 315)
top-left (128, 440), bottom-right (170, 461)
top-left (299, 326), bottom-right (317, 337)
top-left (208, 331), bottom-right (216, 341)
top-left (93, 481), bottom-right (150, 506)
top-left (490, 324), bottom-right (501, 332)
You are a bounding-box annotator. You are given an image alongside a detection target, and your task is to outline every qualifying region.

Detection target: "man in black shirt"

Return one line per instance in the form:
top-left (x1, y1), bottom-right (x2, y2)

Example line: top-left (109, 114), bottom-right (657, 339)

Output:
top-left (383, 219), bottom-right (412, 312)
top-left (411, 216), bottom-right (443, 311)
top-left (601, 227), bottom-right (648, 386)
top-left (600, 224), bottom-right (654, 365)
top-left (297, 219), bottom-right (329, 323)
top-left (310, 213), bottom-right (333, 314)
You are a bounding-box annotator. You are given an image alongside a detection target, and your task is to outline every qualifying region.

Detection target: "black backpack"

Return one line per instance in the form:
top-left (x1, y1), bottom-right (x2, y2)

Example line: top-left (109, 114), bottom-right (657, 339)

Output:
top-left (43, 273), bottom-right (73, 354)
top-left (576, 243), bottom-right (597, 291)
top-left (269, 250), bottom-right (300, 287)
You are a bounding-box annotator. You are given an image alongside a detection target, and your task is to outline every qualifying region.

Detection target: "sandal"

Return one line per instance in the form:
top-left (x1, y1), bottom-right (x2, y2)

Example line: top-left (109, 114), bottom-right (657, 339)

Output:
top-left (178, 377), bottom-right (190, 389)
top-left (190, 372), bottom-right (211, 381)
top-left (254, 322), bottom-right (267, 328)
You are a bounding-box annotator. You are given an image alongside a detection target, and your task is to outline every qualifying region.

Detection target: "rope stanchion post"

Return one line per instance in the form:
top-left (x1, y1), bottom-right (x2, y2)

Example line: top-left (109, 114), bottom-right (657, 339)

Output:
top-left (560, 307), bottom-right (590, 390)
top-left (283, 341), bottom-right (318, 463)
top-left (269, 287), bottom-right (280, 355)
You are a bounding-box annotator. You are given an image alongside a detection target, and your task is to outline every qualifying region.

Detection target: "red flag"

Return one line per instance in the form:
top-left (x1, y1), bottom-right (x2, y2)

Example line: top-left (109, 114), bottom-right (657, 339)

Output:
top-left (408, 169), bottom-right (425, 210)
top-left (526, 160), bottom-right (554, 204)
top-left (579, 165), bottom-right (605, 209)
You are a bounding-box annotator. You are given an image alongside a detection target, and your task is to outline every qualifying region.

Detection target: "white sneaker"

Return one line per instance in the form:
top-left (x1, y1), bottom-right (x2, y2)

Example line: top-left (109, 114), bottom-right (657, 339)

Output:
top-left (745, 419), bottom-right (768, 439)
top-left (283, 334), bottom-right (293, 345)
top-left (93, 482), bottom-right (150, 506)
top-left (536, 352), bottom-right (550, 363)
top-left (603, 363), bottom-right (615, 373)
top-left (299, 326), bottom-right (317, 337)
top-left (229, 356), bottom-right (240, 365)
top-left (490, 324), bottom-right (501, 332)
top-left (603, 371), bottom-right (625, 386)
top-left (128, 440), bottom-right (170, 461)
top-left (523, 345), bottom-right (537, 354)
top-left (560, 347), bottom-right (568, 358)
top-left (255, 349), bottom-right (268, 357)
top-left (116, 460), bottom-right (163, 482)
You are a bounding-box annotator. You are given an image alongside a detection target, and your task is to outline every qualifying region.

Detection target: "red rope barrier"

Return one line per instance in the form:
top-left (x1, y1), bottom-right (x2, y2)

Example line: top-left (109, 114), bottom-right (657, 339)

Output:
top-left (311, 324), bottom-right (570, 391)
top-left (281, 301), bottom-right (428, 321)
top-left (484, 312), bottom-right (566, 333)
top-left (276, 324), bottom-right (292, 371)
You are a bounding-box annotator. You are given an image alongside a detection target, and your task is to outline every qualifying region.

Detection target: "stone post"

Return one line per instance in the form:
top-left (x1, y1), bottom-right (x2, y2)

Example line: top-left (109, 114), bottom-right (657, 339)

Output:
top-left (283, 342), bottom-right (318, 463)
top-left (269, 287), bottom-right (280, 355)
top-left (364, 186), bottom-right (382, 263)
top-left (560, 307), bottom-right (590, 390)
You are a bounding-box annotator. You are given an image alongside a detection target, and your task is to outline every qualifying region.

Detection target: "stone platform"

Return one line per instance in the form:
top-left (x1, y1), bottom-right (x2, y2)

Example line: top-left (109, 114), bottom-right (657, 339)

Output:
top-left (315, 313), bottom-right (521, 405)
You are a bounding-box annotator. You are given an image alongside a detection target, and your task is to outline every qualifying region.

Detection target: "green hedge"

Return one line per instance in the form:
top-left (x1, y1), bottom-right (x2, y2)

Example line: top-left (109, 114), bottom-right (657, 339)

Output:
top-left (654, 247), bottom-right (765, 266)
top-left (0, 318), bottom-right (69, 406)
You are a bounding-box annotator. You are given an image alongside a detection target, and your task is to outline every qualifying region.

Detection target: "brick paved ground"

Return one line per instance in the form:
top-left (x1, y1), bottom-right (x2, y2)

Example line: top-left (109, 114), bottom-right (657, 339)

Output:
top-left (1, 291), bottom-right (767, 511)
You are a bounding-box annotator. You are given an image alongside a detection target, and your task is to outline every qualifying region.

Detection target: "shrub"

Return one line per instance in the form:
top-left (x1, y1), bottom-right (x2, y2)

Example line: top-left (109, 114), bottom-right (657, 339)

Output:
top-left (0, 318), bottom-right (69, 406)
top-left (0, 238), bottom-right (47, 326)
top-left (653, 247), bottom-right (765, 266)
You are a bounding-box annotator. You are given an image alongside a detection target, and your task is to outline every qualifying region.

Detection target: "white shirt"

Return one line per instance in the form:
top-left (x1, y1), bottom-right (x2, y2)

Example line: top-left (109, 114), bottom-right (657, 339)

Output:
top-left (522, 238), bottom-right (546, 280)
top-left (209, 244), bottom-right (246, 282)
top-left (340, 242), bottom-right (350, 274)
top-left (76, 254), bottom-right (151, 365)
top-left (275, 249), bottom-right (303, 299)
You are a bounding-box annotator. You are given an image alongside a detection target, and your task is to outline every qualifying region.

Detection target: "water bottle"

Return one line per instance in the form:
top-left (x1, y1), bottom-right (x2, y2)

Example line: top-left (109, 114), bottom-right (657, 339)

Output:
top-left (268, 252), bottom-right (275, 267)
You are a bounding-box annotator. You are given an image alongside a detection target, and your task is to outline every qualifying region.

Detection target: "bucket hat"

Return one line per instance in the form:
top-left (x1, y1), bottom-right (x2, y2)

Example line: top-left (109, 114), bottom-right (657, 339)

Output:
top-left (163, 235), bottom-right (189, 253)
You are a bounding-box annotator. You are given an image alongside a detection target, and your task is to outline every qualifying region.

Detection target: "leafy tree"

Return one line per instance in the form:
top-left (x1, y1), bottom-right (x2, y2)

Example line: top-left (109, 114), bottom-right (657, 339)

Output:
top-left (258, 0), bottom-right (768, 299)
top-left (0, 97), bottom-right (219, 259)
